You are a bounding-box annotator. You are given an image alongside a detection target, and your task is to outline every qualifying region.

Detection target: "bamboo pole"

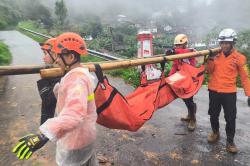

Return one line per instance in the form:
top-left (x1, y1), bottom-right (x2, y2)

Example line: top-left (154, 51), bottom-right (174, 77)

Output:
top-left (0, 64), bottom-right (52, 75)
top-left (39, 47), bottom-right (221, 78)
top-left (0, 47), bottom-right (220, 78)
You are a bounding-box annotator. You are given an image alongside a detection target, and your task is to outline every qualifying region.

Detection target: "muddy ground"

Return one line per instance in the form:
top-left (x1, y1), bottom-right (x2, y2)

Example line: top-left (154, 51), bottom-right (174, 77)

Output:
top-left (0, 31), bottom-right (250, 166)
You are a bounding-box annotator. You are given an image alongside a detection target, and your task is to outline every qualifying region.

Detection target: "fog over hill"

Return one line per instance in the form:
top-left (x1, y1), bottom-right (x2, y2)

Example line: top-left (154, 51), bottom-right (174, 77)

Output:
top-left (40, 0), bottom-right (250, 29)
top-left (4, 0), bottom-right (249, 39)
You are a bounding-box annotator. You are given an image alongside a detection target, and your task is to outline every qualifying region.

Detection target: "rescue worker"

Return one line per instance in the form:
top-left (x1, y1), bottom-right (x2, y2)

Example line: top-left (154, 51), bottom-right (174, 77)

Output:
top-left (206, 28), bottom-right (250, 153)
top-left (166, 34), bottom-right (197, 131)
top-left (38, 38), bottom-right (61, 125)
top-left (12, 32), bottom-right (98, 166)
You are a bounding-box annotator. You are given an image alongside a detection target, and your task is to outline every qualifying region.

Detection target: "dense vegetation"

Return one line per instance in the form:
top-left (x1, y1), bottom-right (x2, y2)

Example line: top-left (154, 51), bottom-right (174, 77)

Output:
top-left (0, 0), bottom-right (21, 30)
top-left (0, 42), bottom-right (11, 65)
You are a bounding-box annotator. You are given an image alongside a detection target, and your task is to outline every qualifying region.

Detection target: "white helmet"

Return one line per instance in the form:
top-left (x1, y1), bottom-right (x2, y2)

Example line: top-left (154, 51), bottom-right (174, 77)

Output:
top-left (218, 28), bottom-right (237, 42)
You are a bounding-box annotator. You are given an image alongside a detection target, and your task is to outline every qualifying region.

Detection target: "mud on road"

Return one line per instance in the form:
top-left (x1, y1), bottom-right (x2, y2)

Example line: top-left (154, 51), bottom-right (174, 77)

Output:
top-left (1, 31), bottom-right (250, 166)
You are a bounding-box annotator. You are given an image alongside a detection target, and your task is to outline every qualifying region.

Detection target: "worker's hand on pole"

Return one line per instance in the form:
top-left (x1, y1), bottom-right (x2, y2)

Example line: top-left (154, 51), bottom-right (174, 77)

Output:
top-left (12, 132), bottom-right (48, 160)
top-left (204, 49), bottom-right (217, 64)
top-left (248, 97), bottom-right (250, 107)
top-left (165, 48), bottom-right (175, 56)
top-left (208, 50), bottom-right (217, 59)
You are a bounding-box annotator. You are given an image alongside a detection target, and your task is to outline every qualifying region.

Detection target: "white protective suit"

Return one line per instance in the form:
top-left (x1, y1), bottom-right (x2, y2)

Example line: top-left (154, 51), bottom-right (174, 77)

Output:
top-left (40, 67), bottom-right (97, 166)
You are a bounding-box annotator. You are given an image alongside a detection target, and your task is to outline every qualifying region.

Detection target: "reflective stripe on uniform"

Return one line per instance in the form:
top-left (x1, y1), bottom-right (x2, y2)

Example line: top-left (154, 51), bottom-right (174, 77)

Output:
top-left (87, 93), bottom-right (94, 101)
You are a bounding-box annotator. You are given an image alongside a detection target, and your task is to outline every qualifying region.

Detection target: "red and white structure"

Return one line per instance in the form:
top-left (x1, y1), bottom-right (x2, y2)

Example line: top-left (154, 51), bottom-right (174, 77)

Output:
top-left (137, 30), bottom-right (161, 80)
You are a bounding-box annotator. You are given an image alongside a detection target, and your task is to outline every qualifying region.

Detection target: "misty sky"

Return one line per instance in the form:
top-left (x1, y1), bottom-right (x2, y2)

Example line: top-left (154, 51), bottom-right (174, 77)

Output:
top-left (42, 0), bottom-right (250, 37)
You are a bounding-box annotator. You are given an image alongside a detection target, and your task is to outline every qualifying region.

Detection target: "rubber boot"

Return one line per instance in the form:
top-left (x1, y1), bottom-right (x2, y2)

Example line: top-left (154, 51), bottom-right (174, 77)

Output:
top-left (188, 103), bottom-right (196, 131)
top-left (180, 114), bottom-right (191, 122)
top-left (188, 119), bottom-right (196, 131)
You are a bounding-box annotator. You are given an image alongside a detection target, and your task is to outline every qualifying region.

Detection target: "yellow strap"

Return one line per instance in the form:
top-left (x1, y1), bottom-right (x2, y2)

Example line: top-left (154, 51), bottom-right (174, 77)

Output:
top-left (87, 93), bottom-right (94, 101)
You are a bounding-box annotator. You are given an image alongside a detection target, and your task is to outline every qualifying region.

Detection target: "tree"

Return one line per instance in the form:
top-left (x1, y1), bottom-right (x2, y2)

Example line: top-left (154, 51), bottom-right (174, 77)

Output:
top-left (36, 5), bottom-right (53, 30)
top-left (87, 27), bottom-right (112, 51)
top-left (55, 0), bottom-right (68, 28)
top-left (13, 0), bottom-right (53, 30)
top-left (236, 29), bottom-right (250, 65)
top-left (203, 26), bottom-right (222, 46)
top-left (88, 17), bottom-right (103, 38)
top-left (0, 0), bottom-right (21, 29)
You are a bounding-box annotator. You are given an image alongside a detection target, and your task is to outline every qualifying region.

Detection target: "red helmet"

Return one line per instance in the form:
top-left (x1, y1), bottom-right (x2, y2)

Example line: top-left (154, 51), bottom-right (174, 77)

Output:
top-left (40, 38), bottom-right (56, 51)
top-left (53, 32), bottom-right (88, 56)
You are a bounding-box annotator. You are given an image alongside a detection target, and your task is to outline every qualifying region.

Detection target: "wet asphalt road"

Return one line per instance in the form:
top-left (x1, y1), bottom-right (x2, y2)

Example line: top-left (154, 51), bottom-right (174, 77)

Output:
top-left (0, 31), bottom-right (250, 166)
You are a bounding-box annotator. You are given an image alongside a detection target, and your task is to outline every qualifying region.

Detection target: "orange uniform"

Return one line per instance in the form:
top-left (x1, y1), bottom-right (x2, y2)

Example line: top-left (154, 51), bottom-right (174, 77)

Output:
top-left (207, 49), bottom-right (250, 96)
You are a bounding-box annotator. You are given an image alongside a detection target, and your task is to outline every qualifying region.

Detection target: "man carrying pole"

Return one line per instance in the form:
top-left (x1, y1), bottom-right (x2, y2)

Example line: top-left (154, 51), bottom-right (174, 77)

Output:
top-left (206, 28), bottom-right (250, 153)
top-left (166, 34), bottom-right (197, 131)
top-left (37, 38), bottom-right (61, 125)
top-left (12, 32), bottom-right (99, 166)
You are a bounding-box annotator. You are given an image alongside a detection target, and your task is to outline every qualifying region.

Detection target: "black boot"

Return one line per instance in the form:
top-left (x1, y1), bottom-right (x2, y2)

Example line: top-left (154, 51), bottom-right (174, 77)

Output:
top-left (188, 103), bottom-right (197, 131)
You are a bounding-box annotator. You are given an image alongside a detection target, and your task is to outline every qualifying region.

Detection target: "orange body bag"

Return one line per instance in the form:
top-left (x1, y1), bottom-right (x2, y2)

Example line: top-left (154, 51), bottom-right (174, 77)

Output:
top-left (94, 63), bottom-right (204, 131)
top-left (166, 63), bottom-right (205, 99)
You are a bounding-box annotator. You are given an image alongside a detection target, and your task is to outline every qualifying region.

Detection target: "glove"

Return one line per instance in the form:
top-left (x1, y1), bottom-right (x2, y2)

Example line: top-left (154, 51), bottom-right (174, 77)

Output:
top-left (166, 48), bottom-right (175, 55)
top-left (208, 49), bottom-right (217, 58)
top-left (248, 97), bottom-right (250, 107)
top-left (12, 132), bottom-right (48, 160)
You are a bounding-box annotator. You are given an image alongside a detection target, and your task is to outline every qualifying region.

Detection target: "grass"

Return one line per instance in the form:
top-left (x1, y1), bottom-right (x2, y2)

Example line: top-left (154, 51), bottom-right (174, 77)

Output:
top-left (17, 20), bottom-right (48, 43)
top-left (81, 55), bottom-right (103, 63)
top-left (107, 68), bottom-right (141, 87)
top-left (0, 41), bottom-right (11, 65)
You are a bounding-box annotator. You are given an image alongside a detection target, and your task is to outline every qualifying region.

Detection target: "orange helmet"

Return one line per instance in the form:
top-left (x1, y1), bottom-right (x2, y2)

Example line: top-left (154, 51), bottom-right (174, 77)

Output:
top-left (174, 34), bottom-right (188, 45)
top-left (40, 38), bottom-right (56, 51)
top-left (53, 32), bottom-right (88, 56)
